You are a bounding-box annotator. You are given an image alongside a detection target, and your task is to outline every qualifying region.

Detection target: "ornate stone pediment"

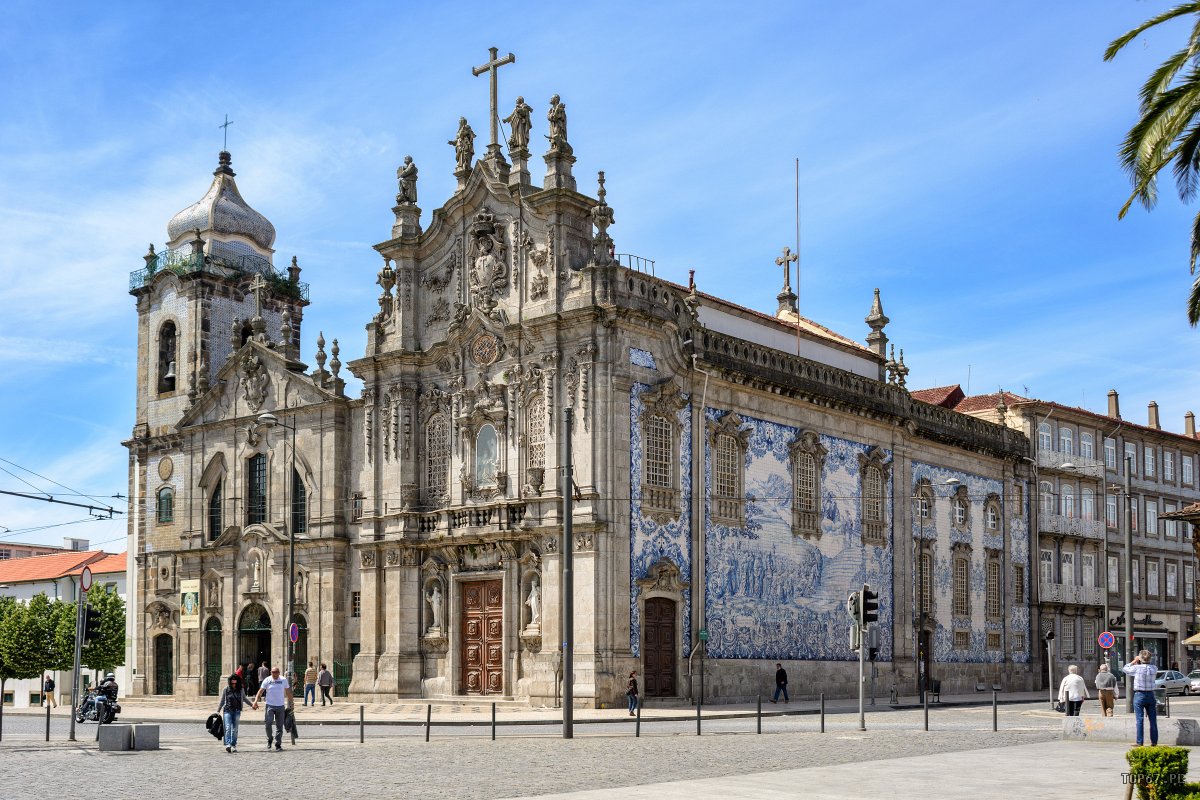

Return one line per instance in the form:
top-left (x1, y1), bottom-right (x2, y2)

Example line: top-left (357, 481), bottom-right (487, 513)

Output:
top-left (636, 558), bottom-right (690, 595)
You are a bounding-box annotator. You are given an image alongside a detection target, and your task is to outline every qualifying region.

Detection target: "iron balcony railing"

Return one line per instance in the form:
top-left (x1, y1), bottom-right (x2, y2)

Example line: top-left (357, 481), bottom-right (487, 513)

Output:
top-left (1037, 450), bottom-right (1106, 479)
top-left (1040, 582), bottom-right (1104, 606)
top-left (129, 245), bottom-right (309, 301)
top-left (615, 253), bottom-right (655, 276)
top-left (1040, 511), bottom-right (1104, 539)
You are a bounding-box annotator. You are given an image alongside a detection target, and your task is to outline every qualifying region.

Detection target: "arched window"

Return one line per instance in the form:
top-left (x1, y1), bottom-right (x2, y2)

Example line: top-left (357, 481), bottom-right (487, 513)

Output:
top-left (1037, 423), bottom-right (1052, 452)
top-left (986, 560), bottom-right (1001, 618)
top-left (526, 396), bottom-right (546, 470)
top-left (426, 413), bottom-right (449, 501)
top-left (986, 502), bottom-right (1000, 530)
top-left (157, 487), bottom-right (174, 524)
top-left (1059, 427), bottom-right (1073, 455)
top-left (157, 321), bottom-right (177, 394)
top-left (1081, 487), bottom-right (1095, 521)
top-left (291, 468), bottom-right (307, 534)
top-left (953, 497), bottom-right (968, 526)
top-left (1081, 432), bottom-right (1095, 460)
top-left (789, 429), bottom-right (826, 538)
top-left (207, 481), bottom-right (222, 541)
top-left (645, 415), bottom-right (673, 489)
top-left (796, 453), bottom-right (817, 511)
top-left (247, 453), bottom-right (267, 524)
top-left (710, 415), bottom-right (749, 528)
top-left (953, 556), bottom-right (970, 616)
top-left (1039, 481), bottom-right (1054, 516)
top-left (1061, 484), bottom-right (1075, 519)
top-left (919, 552), bottom-right (933, 614)
top-left (475, 424), bottom-right (499, 489)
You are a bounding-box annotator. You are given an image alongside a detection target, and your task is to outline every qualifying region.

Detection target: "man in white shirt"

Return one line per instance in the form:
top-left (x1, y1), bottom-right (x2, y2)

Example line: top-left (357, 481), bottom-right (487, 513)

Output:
top-left (252, 665), bottom-right (293, 751)
top-left (1124, 650), bottom-right (1159, 746)
top-left (1057, 664), bottom-right (1090, 716)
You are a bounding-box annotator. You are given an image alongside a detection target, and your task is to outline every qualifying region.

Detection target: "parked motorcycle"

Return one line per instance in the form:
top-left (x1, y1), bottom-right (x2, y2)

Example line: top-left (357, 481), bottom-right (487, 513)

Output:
top-left (75, 688), bottom-right (121, 724)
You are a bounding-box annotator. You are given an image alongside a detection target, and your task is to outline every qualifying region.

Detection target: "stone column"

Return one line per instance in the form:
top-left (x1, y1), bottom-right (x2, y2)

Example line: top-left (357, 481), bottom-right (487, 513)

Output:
top-left (540, 535), bottom-right (562, 703)
top-left (544, 152), bottom-right (576, 192)
top-left (509, 149), bottom-right (531, 191)
top-left (348, 550), bottom-right (381, 697)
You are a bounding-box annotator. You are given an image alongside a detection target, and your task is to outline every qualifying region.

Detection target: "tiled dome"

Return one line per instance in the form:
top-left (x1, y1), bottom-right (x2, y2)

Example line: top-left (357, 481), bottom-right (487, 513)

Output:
top-left (167, 151), bottom-right (275, 253)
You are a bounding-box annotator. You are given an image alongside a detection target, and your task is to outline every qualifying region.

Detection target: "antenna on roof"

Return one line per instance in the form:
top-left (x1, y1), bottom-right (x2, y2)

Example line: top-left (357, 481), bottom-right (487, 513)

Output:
top-left (966, 364), bottom-right (972, 396)
top-left (795, 157), bottom-right (801, 357)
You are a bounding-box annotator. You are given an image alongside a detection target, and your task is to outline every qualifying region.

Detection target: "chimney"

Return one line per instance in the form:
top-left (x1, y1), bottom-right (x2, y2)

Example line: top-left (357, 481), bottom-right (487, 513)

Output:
top-left (1149, 401), bottom-right (1161, 430)
top-left (1107, 389), bottom-right (1120, 419)
top-left (1186, 411), bottom-right (1196, 438)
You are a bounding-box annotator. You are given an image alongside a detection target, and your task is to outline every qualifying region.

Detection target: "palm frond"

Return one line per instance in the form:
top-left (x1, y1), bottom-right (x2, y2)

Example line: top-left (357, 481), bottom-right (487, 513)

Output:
top-left (1140, 46), bottom-right (1193, 111)
top-left (1106, 2), bottom-right (1200, 61)
top-left (1117, 78), bottom-right (1200, 210)
top-left (1187, 268), bottom-right (1200, 324)
top-left (1173, 121), bottom-right (1200, 201)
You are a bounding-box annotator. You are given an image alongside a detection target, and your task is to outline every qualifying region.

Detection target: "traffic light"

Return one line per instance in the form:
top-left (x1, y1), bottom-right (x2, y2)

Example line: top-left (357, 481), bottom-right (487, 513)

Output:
top-left (861, 584), bottom-right (879, 625)
top-left (83, 605), bottom-right (102, 645)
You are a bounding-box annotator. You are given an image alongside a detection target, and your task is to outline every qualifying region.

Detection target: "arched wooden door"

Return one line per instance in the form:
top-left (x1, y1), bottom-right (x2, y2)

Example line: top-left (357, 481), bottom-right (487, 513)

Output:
top-left (238, 604), bottom-right (272, 670)
top-left (643, 598), bottom-right (677, 697)
top-left (154, 633), bottom-right (174, 695)
top-left (204, 618), bottom-right (223, 695)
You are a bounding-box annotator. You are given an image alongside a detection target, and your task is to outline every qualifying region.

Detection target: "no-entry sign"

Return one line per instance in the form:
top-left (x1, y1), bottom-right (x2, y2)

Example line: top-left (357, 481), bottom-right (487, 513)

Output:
top-left (1098, 630), bottom-right (1115, 650)
top-left (289, 622), bottom-right (299, 644)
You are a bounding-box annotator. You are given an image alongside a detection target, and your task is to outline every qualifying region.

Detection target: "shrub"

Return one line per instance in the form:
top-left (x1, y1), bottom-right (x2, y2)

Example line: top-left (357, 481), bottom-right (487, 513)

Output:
top-left (1126, 746), bottom-right (1190, 800)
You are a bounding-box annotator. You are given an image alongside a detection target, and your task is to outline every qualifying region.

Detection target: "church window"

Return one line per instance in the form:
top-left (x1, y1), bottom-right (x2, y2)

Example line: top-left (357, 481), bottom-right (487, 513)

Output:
top-left (954, 630), bottom-right (970, 649)
top-left (645, 416), bottom-right (672, 489)
top-left (352, 492), bottom-right (363, 521)
top-left (247, 453), bottom-right (267, 524)
top-left (157, 321), bottom-right (177, 394)
top-left (351, 592), bottom-right (361, 618)
top-left (788, 430), bottom-right (825, 539)
top-left (953, 497), bottom-right (967, 527)
top-left (858, 448), bottom-right (889, 545)
top-left (526, 396), bottom-right (546, 470)
top-left (987, 632), bottom-right (1001, 651)
top-left (919, 552), bottom-right (933, 614)
top-left (207, 481), bottom-right (222, 541)
top-left (986, 502), bottom-right (1000, 530)
top-left (914, 479), bottom-right (934, 522)
top-left (475, 424), bottom-right (499, 490)
top-left (638, 387), bottom-right (684, 524)
top-left (715, 435), bottom-right (738, 499)
top-left (425, 413), bottom-right (449, 503)
top-left (710, 416), bottom-right (749, 528)
top-left (1014, 564), bottom-right (1025, 600)
top-left (986, 559), bottom-right (1001, 619)
top-left (157, 487), bottom-right (174, 524)
top-left (291, 468), bottom-right (307, 535)
top-left (952, 556), bottom-right (970, 617)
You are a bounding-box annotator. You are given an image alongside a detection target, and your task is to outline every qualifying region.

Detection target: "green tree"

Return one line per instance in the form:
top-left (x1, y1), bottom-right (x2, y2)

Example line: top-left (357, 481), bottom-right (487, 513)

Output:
top-left (0, 595), bottom-right (19, 698)
top-left (1106, 2), bottom-right (1200, 323)
top-left (1, 594), bottom-right (54, 683)
top-left (81, 589), bottom-right (125, 676)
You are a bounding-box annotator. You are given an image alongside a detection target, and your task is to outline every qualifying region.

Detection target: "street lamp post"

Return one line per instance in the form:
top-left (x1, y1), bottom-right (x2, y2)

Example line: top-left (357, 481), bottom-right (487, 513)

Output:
top-left (1122, 454), bottom-right (1133, 713)
top-left (258, 412), bottom-right (297, 681)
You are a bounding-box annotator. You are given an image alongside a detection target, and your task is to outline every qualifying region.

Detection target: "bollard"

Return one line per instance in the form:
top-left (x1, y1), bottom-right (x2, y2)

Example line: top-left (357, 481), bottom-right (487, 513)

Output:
top-left (820, 693), bottom-right (825, 734)
top-left (45, 702), bottom-right (51, 742)
top-left (491, 702), bottom-right (496, 741)
top-left (636, 698), bottom-right (642, 738)
top-left (992, 690), bottom-right (997, 732)
top-left (696, 698), bottom-right (701, 736)
top-left (757, 694), bottom-right (762, 735)
top-left (923, 688), bottom-right (929, 731)
top-left (359, 704), bottom-right (364, 743)
top-left (1166, 693), bottom-right (1172, 719)
top-left (425, 704), bottom-right (432, 742)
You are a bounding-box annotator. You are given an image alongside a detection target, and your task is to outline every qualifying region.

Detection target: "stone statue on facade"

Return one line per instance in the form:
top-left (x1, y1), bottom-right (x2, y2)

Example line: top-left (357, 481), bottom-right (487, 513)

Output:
top-left (546, 95), bottom-right (572, 157)
top-left (503, 96), bottom-right (533, 154)
top-left (426, 583), bottom-right (444, 632)
top-left (449, 118), bottom-right (476, 174)
top-left (396, 155), bottom-right (418, 205)
top-left (525, 578), bottom-right (540, 627)
top-left (251, 558), bottom-right (262, 591)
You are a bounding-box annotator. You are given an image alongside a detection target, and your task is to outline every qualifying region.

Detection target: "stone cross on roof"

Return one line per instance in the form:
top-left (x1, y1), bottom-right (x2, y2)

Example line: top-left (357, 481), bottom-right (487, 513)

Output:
top-left (775, 246), bottom-right (797, 292)
top-left (472, 47), bottom-right (516, 153)
top-left (249, 273), bottom-right (268, 319)
top-left (219, 114), bottom-right (233, 151)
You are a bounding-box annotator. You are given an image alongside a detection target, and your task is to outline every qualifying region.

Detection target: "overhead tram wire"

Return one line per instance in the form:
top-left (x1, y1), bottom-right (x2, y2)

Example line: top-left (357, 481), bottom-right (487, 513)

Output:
top-left (0, 455), bottom-right (118, 510)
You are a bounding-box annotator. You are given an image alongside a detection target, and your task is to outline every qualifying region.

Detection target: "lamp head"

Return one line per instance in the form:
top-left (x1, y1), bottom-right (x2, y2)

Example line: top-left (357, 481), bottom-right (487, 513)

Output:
top-left (256, 412), bottom-right (279, 428)
top-left (1060, 462), bottom-right (1076, 470)
top-left (943, 477), bottom-right (960, 486)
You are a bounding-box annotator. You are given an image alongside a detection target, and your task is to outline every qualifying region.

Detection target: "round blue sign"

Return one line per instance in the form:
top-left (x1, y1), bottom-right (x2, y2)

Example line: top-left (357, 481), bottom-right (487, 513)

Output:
top-left (289, 622), bottom-right (299, 644)
top-left (1098, 631), bottom-right (1115, 650)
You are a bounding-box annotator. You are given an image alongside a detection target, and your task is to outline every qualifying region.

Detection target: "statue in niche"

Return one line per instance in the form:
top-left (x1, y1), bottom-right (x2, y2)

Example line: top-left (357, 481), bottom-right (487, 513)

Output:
top-left (449, 117), bottom-right (476, 174)
top-left (504, 96), bottom-right (532, 153)
top-left (525, 578), bottom-right (540, 627)
top-left (251, 558), bottom-right (262, 591)
top-left (294, 571), bottom-right (307, 604)
top-left (396, 155), bottom-right (418, 204)
top-left (546, 95), bottom-right (572, 157)
top-left (206, 577), bottom-right (220, 606)
top-left (425, 583), bottom-right (444, 632)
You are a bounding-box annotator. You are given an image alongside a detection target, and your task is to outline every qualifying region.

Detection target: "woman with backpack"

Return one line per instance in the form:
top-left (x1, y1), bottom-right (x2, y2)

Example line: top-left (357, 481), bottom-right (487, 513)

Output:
top-left (216, 673), bottom-right (248, 753)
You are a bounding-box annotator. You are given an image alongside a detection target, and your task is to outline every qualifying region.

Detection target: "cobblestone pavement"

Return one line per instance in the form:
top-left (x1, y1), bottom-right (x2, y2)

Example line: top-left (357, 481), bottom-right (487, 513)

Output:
top-left (0, 704), bottom-right (1079, 799)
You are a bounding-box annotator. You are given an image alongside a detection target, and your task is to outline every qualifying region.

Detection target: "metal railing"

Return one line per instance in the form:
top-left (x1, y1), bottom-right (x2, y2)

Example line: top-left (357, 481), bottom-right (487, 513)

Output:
top-left (1040, 512), bottom-right (1104, 539)
top-left (1037, 450), bottom-right (1105, 478)
top-left (615, 253), bottom-right (655, 276)
top-left (129, 245), bottom-right (309, 301)
top-left (1039, 582), bottom-right (1104, 606)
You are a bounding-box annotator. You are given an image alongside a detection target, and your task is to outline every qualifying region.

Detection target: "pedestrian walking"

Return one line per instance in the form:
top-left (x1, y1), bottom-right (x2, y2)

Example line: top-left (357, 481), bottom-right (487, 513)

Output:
top-left (303, 660), bottom-right (318, 706)
top-left (258, 661), bottom-right (270, 687)
top-left (42, 674), bottom-right (56, 708)
top-left (317, 663), bottom-right (334, 706)
top-left (1057, 664), bottom-right (1089, 716)
top-left (1095, 663), bottom-right (1118, 717)
top-left (1125, 650), bottom-right (1160, 746)
top-left (216, 673), bottom-right (248, 753)
top-left (251, 665), bottom-right (293, 751)
top-left (770, 662), bottom-right (789, 704)
top-left (626, 671), bottom-right (639, 716)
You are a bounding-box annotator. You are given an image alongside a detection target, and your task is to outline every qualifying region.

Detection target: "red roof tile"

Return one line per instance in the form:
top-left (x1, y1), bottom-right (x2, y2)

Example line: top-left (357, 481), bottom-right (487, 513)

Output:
top-left (1163, 502), bottom-right (1200, 519)
top-left (952, 391), bottom-right (1031, 414)
top-left (0, 551), bottom-right (109, 584)
top-left (910, 385), bottom-right (965, 408)
top-left (64, 553), bottom-right (126, 576)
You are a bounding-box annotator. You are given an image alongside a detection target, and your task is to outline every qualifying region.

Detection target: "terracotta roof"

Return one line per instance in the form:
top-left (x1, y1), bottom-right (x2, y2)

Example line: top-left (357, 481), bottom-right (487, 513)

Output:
top-left (909, 385), bottom-right (965, 408)
top-left (1163, 502), bottom-right (1200, 520)
top-left (909, 385), bottom-right (1030, 414)
top-left (998, 397), bottom-right (1200, 445)
top-left (0, 551), bottom-right (109, 584)
top-left (64, 553), bottom-right (126, 576)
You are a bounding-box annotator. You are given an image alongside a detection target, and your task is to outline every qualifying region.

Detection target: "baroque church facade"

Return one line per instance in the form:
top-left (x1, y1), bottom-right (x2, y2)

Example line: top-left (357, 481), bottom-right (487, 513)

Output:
top-left (125, 87), bottom-right (1038, 703)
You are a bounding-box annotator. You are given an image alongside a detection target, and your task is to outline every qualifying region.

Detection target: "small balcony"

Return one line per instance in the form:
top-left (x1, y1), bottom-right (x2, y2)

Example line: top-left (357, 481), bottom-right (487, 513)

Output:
top-left (1040, 582), bottom-right (1104, 606)
top-left (1037, 450), bottom-right (1105, 479)
top-left (1040, 512), bottom-right (1104, 540)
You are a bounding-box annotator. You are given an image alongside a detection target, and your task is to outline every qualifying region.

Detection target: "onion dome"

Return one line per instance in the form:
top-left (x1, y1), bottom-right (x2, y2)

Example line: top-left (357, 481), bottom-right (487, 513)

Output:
top-left (167, 151), bottom-right (276, 254)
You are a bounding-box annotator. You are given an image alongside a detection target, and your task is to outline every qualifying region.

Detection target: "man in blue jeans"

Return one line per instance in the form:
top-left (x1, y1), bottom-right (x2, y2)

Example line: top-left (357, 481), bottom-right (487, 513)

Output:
top-left (251, 665), bottom-right (293, 751)
top-left (1124, 650), bottom-right (1159, 747)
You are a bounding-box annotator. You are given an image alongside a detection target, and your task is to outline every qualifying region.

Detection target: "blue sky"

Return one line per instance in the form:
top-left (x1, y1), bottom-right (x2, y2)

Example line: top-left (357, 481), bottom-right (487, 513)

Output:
top-left (1, 1), bottom-right (1197, 550)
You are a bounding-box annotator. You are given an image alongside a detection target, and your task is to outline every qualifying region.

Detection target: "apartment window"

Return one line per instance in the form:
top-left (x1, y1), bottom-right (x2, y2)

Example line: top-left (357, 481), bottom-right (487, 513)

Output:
top-left (987, 632), bottom-right (1002, 651)
top-left (1145, 446), bottom-right (1156, 477)
top-left (207, 481), bottom-right (222, 541)
top-left (1038, 423), bottom-right (1052, 452)
top-left (1167, 562), bottom-right (1178, 598)
top-left (1081, 553), bottom-right (1095, 588)
top-left (351, 591), bottom-right (361, 618)
top-left (1106, 495), bottom-right (1118, 528)
top-left (1014, 564), bottom-right (1026, 600)
top-left (1165, 503), bottom-right (1177, 538)
top-left (1186, 564), bottom-right (1194, 601)
top-left (1081, 433), bottom-right (1095, 460)
top-left (1040, 481), bottom-right (1055, 517)
top-left (1131, 499), bottom-right (1139, 533)
top-left (1040, 549), bottom-right (1054, 584)
top-left (1125, 443), bottom-right (1138, 474)
top-left (1133, 559), bottom-right (1141, 595)
top-left (1164, 453), bottom-right (1175, 482)
top-left (425, 413), bottom-right (449, 502)
top-left (1061, 485), bottom-right (1075, 519)
top-left (1059, 428), bottom-right (1073, 455)
top-left (1108, 556), bottom-right (1119, 593)
top-left (0, 550), bottom-right (9, 560)
top-left (1061, 551), bottom-right (1075, 585)
top-left (1062, 620), bottom-right (1075, 654)
top-left (1083, 619), bottom-right (1096, 657)
top-left (1081, 487), bottom-right (1095, 521)
top-left (247, 453), bottom-right (267, 525)
top-left (1146, 501), bottom-right (1158, 537)
top-left (1148, 561), bottom-right (1160, 597)
top-left (953, 557), bottom-right (970, 616)
top-left (1185, 455), bottom-right (1195, 485)
top-left (1105, 438), bottom-right (1117, 470)
top-left (986, 560), bottom-right (1001, 618)
top-left (954, 630), bottom-right (970, 649)
top-left (156, 486), bottom-right (174, 524)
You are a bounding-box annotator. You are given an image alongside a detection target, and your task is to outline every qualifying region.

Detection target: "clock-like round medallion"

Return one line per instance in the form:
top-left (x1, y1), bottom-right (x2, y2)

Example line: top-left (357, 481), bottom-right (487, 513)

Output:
top-left (158, 457), bottom-right (174, 481)
top-left (471, 334), bottom-right (499, 366)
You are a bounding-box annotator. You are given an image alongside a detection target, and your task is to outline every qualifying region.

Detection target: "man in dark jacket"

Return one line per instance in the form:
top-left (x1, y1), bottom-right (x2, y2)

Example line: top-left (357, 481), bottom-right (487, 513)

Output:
top-left (771, 663), bottom-right (789, 703)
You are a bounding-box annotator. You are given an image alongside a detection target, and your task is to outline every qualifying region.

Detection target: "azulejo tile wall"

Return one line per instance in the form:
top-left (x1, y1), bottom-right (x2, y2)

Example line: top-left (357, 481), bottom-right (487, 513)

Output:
top-left (702, 410), bottom-right (893, 662)
top-left (629, 383), bottom-right (692, 657)
top-left (910, 462), bottom-right (1031, 665)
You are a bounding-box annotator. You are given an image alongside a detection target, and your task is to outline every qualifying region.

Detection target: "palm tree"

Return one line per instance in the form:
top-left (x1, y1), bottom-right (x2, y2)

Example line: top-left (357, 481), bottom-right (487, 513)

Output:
top-left (1105, 2), bottom-right (1200, 324)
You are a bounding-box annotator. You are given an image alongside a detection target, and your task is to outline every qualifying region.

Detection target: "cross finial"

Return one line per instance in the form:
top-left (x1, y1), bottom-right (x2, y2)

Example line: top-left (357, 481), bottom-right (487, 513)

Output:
top-left (249, 273), bottom-right (267, 319)
top-left (775, 246), bottom-right (798, 291)
top-left (472, 47), bottom-right (516, 151)
top-left (219, 115), bottom-right (234, 151)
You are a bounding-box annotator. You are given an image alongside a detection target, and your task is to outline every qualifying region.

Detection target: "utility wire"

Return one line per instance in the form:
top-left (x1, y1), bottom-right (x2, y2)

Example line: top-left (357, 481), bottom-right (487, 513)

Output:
top-left (0, 455), bottom-right (114, 509)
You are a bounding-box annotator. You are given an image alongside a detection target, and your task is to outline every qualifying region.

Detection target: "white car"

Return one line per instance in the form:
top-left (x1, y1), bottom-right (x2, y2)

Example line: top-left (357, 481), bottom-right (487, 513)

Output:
top-left (1154, 670), bottom-right (1190, 696)
top-left (1186, 670), bottom-right (1200, 694)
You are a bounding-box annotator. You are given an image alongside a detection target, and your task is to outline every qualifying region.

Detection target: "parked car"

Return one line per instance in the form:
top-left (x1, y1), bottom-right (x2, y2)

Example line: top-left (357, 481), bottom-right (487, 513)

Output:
top-left (1155, 670), bottom-right (1190, 695)
top-left (1187, 670), bottom-right (1200, 694)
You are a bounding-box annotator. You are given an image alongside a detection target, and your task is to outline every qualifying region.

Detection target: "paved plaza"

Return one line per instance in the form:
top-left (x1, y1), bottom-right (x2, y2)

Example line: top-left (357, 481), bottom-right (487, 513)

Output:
top-left (0, 695), bottom-right (1176, 799)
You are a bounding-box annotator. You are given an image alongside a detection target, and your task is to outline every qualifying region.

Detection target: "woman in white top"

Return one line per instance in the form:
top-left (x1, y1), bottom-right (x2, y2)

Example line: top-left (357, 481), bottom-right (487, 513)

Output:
top-left (1058, 664), bottom-right (1090, 716)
